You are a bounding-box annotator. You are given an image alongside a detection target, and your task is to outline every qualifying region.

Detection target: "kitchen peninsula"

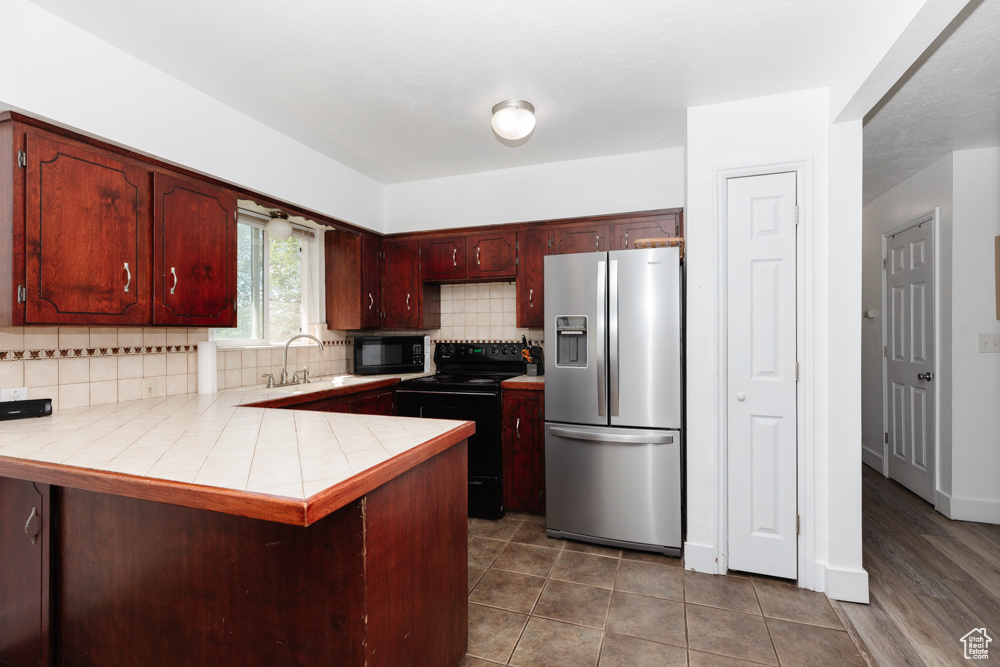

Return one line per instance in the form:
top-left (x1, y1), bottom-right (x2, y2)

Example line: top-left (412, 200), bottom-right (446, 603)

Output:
top-left (0, 379), bottom-right (473, 667)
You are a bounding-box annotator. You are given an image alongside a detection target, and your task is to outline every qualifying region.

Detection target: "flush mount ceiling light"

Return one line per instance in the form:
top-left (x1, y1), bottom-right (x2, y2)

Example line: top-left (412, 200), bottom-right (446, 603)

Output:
top-left (491, 99), bottom-right (535, 145)
top-left (266, 210), bottom-right (293, 241)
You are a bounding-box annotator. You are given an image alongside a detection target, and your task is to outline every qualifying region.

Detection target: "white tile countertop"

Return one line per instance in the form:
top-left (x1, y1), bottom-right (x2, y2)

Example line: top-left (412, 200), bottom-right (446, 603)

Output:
top-left (0, 373), bottom-right (473, 526)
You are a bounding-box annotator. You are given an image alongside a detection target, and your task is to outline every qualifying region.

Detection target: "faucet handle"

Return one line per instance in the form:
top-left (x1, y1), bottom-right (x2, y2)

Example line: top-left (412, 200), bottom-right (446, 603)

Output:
top-left (261, 373), bottom-right (275, 388)
top-left (300, 367), bottom-right (310, 384)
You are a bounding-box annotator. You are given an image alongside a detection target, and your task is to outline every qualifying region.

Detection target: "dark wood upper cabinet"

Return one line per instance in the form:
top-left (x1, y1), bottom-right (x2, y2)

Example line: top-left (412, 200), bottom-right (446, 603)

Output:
top-left (326, 231), bottom-right (382, 330)
top-left (24, 132), bottom-right (151, 325)
top-left (466, 231), bottom-right (516, 279)
top-left (516, 228), bottom-right (548, 329)
top-left (383, 238), bottom-right (421, 329)
top-left (152, 172), bottom-right (236, 326)
top-left (0, 478), bottom-right (50, 667)
top-left (549, 223), bottom-right (610, 255)
top-left (420, 236), bottom-right (466, 281)
top-left (611, 210), bottom-right (684, 250)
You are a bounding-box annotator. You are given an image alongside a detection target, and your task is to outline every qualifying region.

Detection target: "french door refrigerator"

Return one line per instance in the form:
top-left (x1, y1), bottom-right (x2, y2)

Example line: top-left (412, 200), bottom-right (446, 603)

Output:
top-left (544, 246), bottom-right (683, 556)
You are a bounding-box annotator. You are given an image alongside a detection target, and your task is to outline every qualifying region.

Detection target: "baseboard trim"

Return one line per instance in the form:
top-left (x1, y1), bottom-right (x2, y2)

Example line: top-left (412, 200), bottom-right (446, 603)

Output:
top-left (947, 494), bottom-right (1000, 524)
top-left (825, 566), bottom-right (870, 603)
top-left (861, 447), bottom-right (883, 473)
top-left (935, 490), bottom-right (953, 518)
top-left (683, 541), bottom-right (720, 574)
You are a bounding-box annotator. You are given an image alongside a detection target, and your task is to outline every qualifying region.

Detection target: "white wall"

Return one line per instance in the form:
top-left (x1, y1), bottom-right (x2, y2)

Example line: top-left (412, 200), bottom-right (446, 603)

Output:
top-left (686, 88), bottom-right (867, 602)
top-left (860, 155), bottom-right (954, 494)
top-left (383, 148), bottom-right (685, 232)
top-left (0, 0), bottom-right (384, 231)
top-left (949, 147), bottom-right (1000, 520)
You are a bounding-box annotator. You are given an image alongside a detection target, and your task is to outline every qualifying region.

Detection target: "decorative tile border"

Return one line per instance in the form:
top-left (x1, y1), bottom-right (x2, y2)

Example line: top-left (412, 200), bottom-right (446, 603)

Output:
top-left (0, 345), bottom-right (196, 362)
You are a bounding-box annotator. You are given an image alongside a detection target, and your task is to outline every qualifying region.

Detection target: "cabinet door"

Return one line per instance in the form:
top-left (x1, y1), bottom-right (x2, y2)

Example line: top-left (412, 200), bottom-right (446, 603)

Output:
top-left (0, 478), bottom-right (49, 667)
top-left (152, 172), bottom-right (236, 326)
top-left (502, 391), bottom-right (545, 513)
top-left (360, 235), bottom-right (382, 329)
top-left (420, 236), bottom-right (466, 281)
top-left (549, 224), bottom-right (610, 255)
top-left (611, 211), bottom-right (683, 250)
top-left (25, 132), bottom-right (151, 325)
top-left (467, 231), bottom-right (516, 279)
top-left (516, 228), bottom-right (548, 328)
top-left (383, 238), bottom-right (420, 328)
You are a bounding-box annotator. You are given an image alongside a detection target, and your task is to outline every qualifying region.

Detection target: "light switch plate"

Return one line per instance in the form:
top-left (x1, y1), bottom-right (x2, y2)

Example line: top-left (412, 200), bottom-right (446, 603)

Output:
top-left (977, 333), bottom-right (1000, 353)
top-left (1, 387), bottom-right (27, 402)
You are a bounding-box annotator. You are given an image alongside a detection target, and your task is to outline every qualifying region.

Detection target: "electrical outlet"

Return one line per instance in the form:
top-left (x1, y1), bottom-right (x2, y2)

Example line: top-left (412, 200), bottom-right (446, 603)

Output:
top-left (142, 378), bottom-right (156, 398)
top-left (1, 387), bottom-right (27, 402)
top-left (977, 333), bottom-right (1000, 353)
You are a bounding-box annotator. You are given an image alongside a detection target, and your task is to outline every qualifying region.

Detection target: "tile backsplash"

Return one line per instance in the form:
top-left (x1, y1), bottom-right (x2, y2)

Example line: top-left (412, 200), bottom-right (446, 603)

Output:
top-left (0, 281), bottom-right (543, 411)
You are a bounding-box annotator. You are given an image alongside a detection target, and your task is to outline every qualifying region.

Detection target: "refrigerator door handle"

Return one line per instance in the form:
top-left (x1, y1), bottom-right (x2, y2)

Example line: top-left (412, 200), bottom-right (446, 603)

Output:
top-left (609, 258), bottom-right (619, 417)
top-left (549, 426), bottom-right (674, 445)
top-left (596, 259), bottom-right (607, 417)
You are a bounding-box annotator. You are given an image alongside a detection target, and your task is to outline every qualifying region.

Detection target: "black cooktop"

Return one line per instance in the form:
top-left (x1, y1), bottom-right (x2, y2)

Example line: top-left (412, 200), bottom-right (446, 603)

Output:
top-left (397, 342), bottom-right (525, 392)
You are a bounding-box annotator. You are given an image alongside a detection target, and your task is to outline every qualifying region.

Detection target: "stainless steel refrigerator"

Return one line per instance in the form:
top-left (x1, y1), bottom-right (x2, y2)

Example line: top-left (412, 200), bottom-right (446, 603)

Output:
top-left (544, 246), bottom-right (683, 556)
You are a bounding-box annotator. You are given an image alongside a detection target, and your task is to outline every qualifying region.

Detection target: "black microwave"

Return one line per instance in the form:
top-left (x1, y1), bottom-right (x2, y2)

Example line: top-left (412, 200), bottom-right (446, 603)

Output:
top-left (348, 336), bottom-right (429, 375)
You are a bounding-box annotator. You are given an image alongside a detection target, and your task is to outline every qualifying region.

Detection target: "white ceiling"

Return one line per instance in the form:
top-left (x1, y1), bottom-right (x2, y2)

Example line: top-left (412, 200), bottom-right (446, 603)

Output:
top-left (863, 0), bottom-right (1000, 204)
top-left (22, 0), bottom-right (1000, 200)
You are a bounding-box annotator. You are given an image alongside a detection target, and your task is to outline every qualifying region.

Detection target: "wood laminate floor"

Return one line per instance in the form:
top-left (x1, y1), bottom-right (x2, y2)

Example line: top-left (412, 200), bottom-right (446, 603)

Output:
top-left (835, 465), bottom-right (1000, 666)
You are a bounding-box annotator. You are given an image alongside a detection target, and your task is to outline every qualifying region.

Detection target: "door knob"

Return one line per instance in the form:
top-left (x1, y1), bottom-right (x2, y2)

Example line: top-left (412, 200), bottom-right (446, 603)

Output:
top-left (917, 371), bottom-right (935, 382)
top-left (736, 392), bottom-right (746, 401)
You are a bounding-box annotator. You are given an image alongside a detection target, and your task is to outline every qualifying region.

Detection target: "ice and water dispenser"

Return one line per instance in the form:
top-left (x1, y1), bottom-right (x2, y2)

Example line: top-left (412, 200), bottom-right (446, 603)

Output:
top-left (554, 316), bottom-right (588, 367)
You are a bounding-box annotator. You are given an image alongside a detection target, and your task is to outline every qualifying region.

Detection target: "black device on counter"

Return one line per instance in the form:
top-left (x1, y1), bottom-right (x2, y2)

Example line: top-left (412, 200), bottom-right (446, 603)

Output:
top-left (347, 335), bottom-right (428, 375)
top-left (0, 398), bottom-right (53, 421)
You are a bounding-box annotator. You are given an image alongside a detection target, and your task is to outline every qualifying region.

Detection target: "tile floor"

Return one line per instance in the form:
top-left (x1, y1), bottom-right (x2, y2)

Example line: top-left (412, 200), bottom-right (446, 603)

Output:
top-left (462, 512), bottom-right (867, 666)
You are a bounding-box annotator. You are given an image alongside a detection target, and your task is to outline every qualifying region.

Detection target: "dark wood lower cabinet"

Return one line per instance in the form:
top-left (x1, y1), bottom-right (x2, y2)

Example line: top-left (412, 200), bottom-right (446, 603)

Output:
top-left (0, 479), bottom-right (50, 667)
top-left (0, 440), bottom-right (467, 666)
top-left (290, 387), bottom-right (396, 415)
top-left (502, 390), bottom-right (545, 513)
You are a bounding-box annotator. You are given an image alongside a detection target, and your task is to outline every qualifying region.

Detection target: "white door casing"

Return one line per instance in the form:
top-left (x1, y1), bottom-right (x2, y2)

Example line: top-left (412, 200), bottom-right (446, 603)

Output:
top-left (884, 219), bottom-right (935, 502)
top-left (726, 171), bottom-right (798, 579)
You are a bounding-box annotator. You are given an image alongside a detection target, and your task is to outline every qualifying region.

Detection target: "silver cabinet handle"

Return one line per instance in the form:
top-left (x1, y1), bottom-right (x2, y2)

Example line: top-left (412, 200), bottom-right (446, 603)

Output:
top-left (369, 293), bottom-right (374, 310)
top-left (452, 248), bottom-right (457, 266)
top-left (529, 288), bottom-right (533, 308)
top-left (516, 417), bottom-right (520, 438)
top-left (24, 506), bottom-right (39, 545)
top-left (476, 247), bottom-right (481, 265)
top-left (170, 267), bottom-right (177, 295)
top-left (917, 371), bottom-right (935, 382)
top-left (124, 262), bottom-right (131, 292)
top-left (596, 259), bottom-right (606, 417)
top-left (406, 293), bottom-right (411, 310)
top-left (549, 426), bottom-right (675, 445)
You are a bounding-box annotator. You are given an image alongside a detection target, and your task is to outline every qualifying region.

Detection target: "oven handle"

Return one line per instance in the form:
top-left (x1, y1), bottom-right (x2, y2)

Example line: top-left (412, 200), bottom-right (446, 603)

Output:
top-left (396, 389), bottom-right (498, 398)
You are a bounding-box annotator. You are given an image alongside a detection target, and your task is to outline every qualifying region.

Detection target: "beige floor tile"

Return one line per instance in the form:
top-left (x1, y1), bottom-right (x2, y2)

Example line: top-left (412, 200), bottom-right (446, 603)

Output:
top-left (686, 604), bottom-right (777, 665)
top-left (509, 617), bottom-right (603, 667)
top-left (459, 655), bottom-right (505, 666)
top-left (621, 549), bottom-right (683, 566)
top-left (615, 560), bottom-right (684, 601)
top-left (753, 577), bottom-right (842, 629)
top-left (493, 542), bottom-right (561, 578)
top-left (532, 579), bottom-right (612, 629)
top-left (469, 564), bottom-right (487, 594)
top-left (684, 570), bottom-right (761, 614)
top-left (550, 550), bottom-right (620, 588)
top-left (469, 569), bottom-right (546, 614)
top-left (470, 516), bottom-right (523, 541)
top-left (510, 522), bottom-right (567, 550)
top-left (467, 602), bottom-right (528, 664)
top-left (469, 536), bottom-right (506, 568)
top-left (564, 540), bottom-right (623, 558)
top-left (766, 618), bottom-right (866, 667)
top-left (599, 633), bottom-right (687, 666)
top-left (688, 649), bottom-right (774, 666)
top-left (606, 591), bottom-right (686, 648)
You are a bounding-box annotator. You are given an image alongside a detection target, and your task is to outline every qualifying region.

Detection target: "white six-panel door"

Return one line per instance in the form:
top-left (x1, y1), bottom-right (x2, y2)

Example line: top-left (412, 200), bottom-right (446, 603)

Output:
top-left (885, 221), bottom-right (935, 502)
top-left (727, 172), bottom-right (798, 579)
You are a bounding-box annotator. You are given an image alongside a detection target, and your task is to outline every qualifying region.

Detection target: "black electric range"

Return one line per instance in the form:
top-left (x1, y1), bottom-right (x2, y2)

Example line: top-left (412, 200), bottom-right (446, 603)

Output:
top-left (396, 342), bottom-right (525, 519)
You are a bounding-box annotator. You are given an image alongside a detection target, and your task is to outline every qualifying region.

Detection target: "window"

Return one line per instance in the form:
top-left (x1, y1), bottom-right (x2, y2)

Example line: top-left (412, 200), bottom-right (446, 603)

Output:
top-left (214, 210), bottom-right (323, 345)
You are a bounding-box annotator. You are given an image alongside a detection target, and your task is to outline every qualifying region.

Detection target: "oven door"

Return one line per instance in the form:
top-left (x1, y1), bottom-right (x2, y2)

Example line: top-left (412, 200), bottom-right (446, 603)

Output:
top-left (397, 389), bottom-right (503, 519)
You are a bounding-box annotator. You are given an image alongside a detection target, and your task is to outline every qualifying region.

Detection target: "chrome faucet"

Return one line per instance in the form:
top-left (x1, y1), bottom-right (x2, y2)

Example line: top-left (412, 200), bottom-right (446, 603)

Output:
top-left (279, 333), bottom-right (324, 386)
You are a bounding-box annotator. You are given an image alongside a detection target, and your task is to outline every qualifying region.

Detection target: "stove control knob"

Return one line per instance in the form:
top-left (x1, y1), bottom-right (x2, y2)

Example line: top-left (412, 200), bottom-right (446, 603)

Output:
top-left (490, 345), bottom-right (499, 355)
